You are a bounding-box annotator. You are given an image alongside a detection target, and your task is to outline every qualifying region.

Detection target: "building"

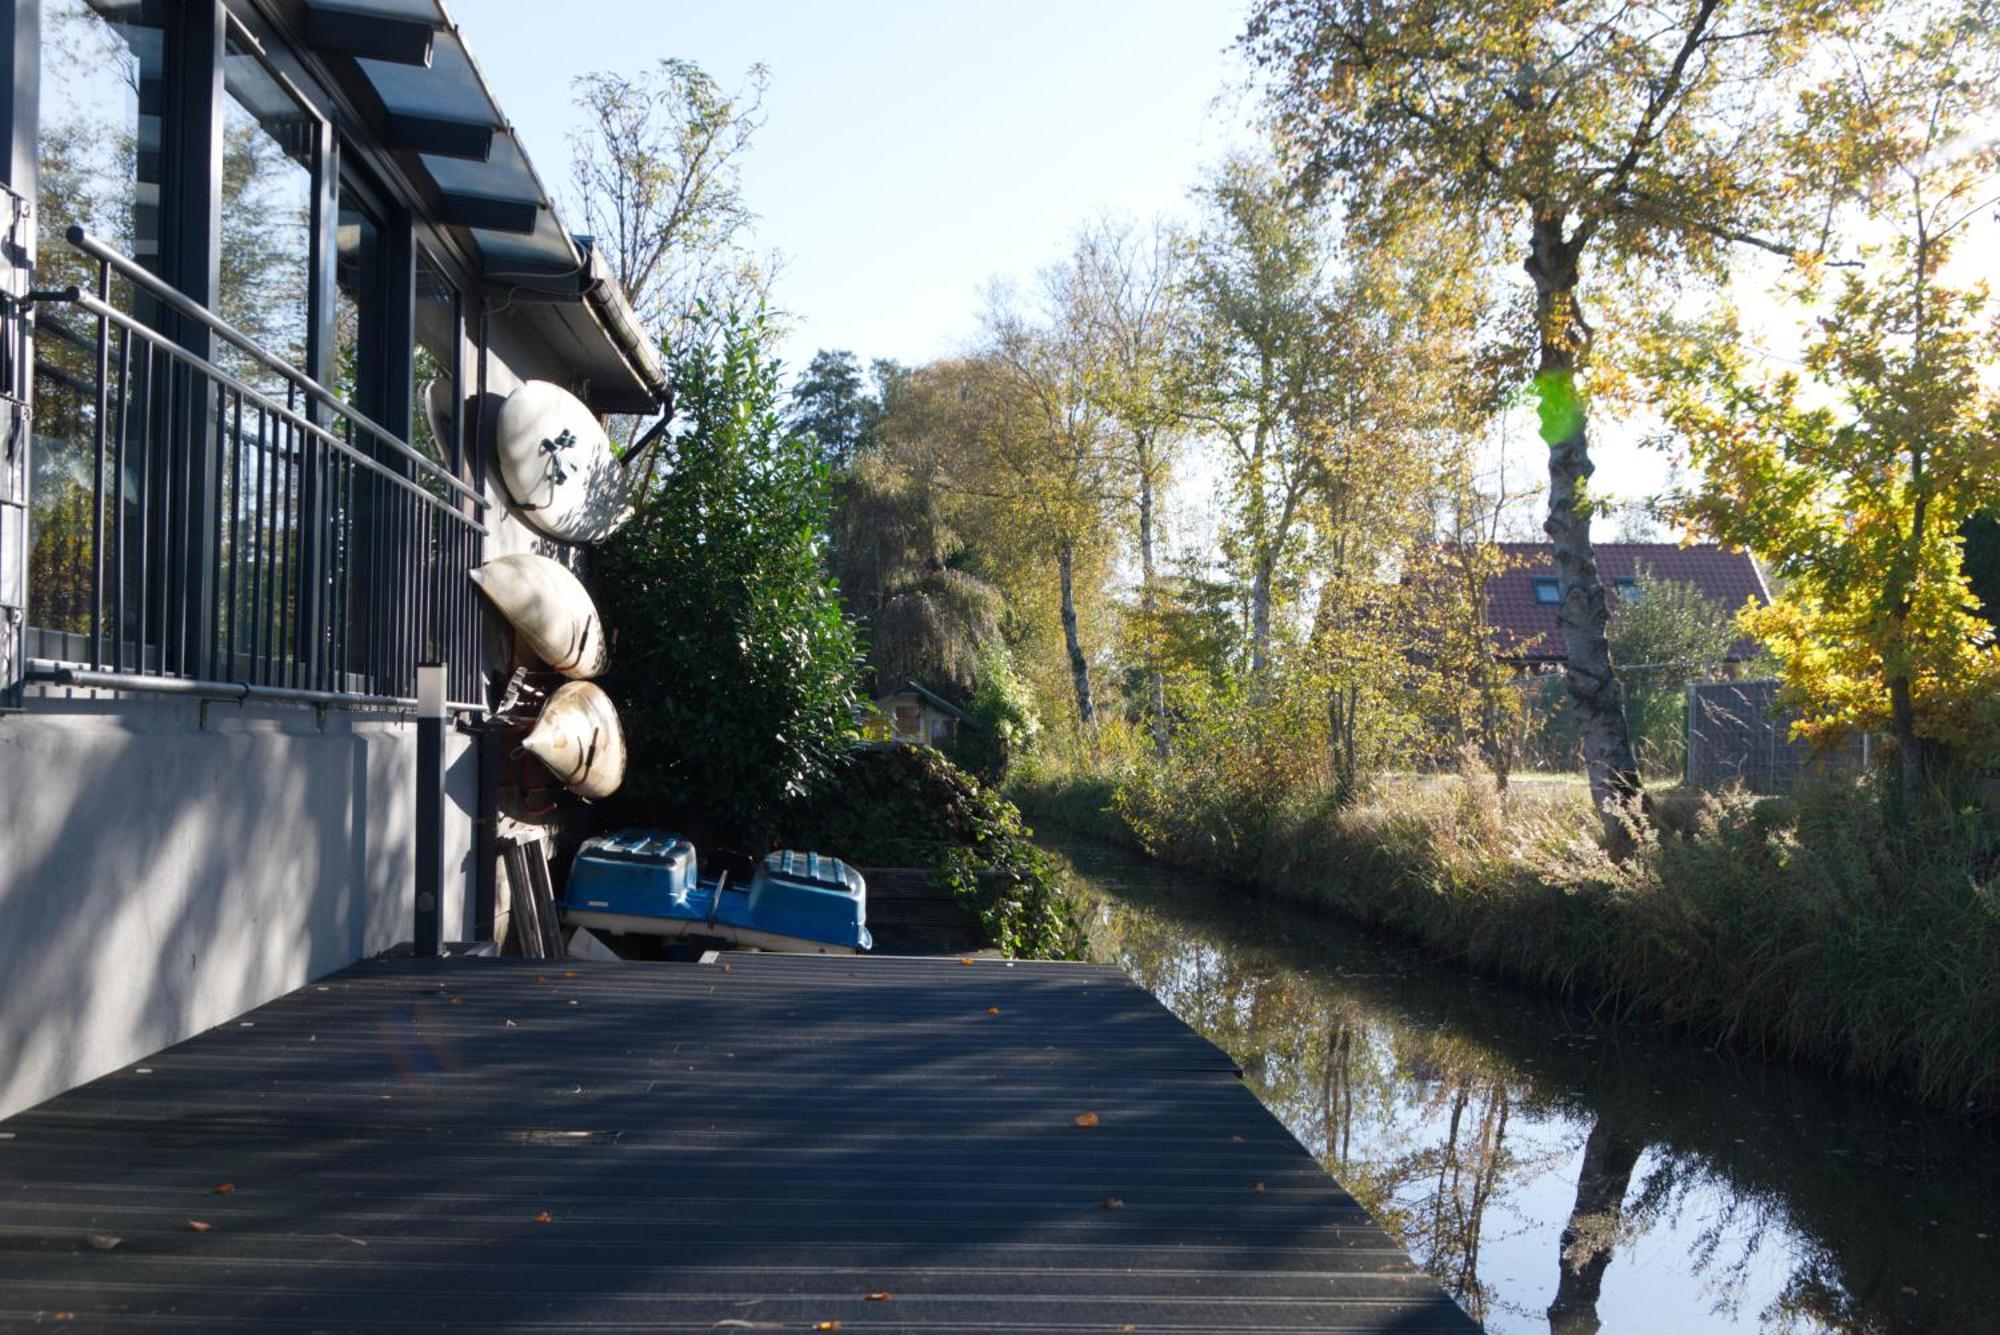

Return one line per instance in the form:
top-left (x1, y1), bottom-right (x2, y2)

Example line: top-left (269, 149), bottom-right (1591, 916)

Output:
top-left (0, 0), bottom-right (668, 1118)
top-left (1485, 542), bottom-right (1770, 667)
top-left (869, 680), bottom-right (972, 747)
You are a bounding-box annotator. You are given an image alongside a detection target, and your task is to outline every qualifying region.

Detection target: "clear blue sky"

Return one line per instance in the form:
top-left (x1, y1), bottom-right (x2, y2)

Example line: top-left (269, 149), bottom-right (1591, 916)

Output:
top-left (460, 0), bottom-right (1257, 378)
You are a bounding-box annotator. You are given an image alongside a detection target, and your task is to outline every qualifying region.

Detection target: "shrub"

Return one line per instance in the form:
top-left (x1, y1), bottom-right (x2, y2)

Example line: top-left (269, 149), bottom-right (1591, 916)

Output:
top-left (781, 743), bottom-right (1086, 959)
top-left (597, 306), bottom-right (861, 851)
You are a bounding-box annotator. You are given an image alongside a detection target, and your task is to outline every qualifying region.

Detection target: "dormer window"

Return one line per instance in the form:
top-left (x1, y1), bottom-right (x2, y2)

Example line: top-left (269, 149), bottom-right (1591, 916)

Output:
top-left (1532, 577), bottom-right (1561, 605)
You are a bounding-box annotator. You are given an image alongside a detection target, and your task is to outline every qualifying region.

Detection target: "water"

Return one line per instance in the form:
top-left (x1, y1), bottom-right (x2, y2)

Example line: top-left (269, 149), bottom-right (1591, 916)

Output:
top-left (1054, 835), bottom-right (2000, 1334)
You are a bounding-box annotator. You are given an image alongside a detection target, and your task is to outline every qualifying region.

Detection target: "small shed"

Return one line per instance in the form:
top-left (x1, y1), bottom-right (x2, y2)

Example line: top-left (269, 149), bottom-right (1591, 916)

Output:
top-left (870, 681), bottom-right (972, 747)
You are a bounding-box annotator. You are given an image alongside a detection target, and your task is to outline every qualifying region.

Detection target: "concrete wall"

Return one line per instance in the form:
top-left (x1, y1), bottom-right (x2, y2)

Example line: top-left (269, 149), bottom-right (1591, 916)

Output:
top-left (0, 691), bottom-right (478, 1119)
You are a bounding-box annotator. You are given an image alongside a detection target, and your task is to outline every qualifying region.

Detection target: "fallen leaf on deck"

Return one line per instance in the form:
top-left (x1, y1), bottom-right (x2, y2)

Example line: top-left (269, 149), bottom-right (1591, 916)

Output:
top-left (1100, 1197), bottom-right (1125, 1210)
top-left (49, 1314), bottom-right (73, 1322)
top-left (866, 1292), bottom-right (892, 1301)
top-left (186, 1220), bottom-right (213, 1233)
top-left (536, 974), bottom-right (549, 982)
top-left (84, 1234), bottom-right (122, 1251)
top-left (1073, 1112), bottom-right (1100, 1128)
top-left (986, 1007), bottom-right (1000, 1015)
top-left (959, 958), bottom-right (974, 966)
top-left (214, 1183), bottom-right (235, 1195)
top-left (814, 1323), bottom-right (841, 1331)
top-left (1251, 1181), bottom-right (1266, 1194)
top-left (1227, 1135), bottom-right (1245, 1143)
top-left (533, 1211), bottom-right (552, 1224)
top-left (721, 963), bottom-right (733, 973)
top-left (449, 997), bottom-right (463, 1006)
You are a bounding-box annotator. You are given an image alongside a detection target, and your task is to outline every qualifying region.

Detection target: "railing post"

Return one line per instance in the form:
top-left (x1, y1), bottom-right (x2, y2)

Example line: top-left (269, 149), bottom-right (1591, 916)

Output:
top-left (414, 660), bottom-right (447, 958)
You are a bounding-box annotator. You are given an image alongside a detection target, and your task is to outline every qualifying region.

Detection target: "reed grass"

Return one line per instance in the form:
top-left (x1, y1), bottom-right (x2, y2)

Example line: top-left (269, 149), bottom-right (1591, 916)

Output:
top-left (1018, 769), bottom-right (2000, 1113)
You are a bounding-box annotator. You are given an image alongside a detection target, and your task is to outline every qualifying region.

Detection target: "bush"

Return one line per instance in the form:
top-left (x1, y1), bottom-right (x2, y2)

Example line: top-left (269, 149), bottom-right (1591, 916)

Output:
top-left (781, 743), bottom-right (1086, 959)
top-left (597, 306), bottom-right (862, 851)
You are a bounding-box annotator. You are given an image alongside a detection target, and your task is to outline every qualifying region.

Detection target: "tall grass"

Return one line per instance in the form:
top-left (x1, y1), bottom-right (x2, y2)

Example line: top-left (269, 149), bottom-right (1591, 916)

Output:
top-left (1023, 762), bottom-right (2000, 1112)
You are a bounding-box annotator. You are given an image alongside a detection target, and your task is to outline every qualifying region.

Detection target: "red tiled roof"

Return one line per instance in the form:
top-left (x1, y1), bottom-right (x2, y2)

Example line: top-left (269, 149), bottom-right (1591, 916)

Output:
top-left (1487, 543), bottom-right (1768, 663)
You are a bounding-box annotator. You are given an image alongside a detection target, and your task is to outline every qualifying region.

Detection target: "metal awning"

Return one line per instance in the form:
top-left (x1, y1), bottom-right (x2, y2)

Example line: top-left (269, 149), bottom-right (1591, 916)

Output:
top-left (297, 0), bottom-right (669, 413)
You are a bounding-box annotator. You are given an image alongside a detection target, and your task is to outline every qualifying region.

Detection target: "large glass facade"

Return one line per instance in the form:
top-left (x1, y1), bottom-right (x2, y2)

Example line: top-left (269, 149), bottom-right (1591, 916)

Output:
top-left (219, 31), bottom-right (316, 388)
top-left (413, 252), bottom-right (460, 477)
top-left (30, 0), bottom-right (169, 638)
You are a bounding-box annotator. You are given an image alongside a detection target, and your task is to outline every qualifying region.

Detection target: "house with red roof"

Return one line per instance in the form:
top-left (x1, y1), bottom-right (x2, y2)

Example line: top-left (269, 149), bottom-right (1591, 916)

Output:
top-left (1486, 543), bottom-right (1770, 666)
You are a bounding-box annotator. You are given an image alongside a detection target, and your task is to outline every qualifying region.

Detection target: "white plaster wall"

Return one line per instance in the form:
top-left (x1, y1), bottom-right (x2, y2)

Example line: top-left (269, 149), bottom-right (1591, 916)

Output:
top-left (0, 691), bottom-right (478, 1119)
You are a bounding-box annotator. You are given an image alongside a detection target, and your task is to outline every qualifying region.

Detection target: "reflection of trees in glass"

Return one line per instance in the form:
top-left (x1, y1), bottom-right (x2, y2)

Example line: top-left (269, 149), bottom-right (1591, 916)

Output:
top-left (218, 100), bottom-right (312, 387)
top-left (29, 0), bottom-right (152, 635)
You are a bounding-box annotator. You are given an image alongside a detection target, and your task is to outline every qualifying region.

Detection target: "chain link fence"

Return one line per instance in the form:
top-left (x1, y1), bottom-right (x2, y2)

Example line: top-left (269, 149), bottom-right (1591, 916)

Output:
top-left (1684, 679), bottom-right (1871, 793)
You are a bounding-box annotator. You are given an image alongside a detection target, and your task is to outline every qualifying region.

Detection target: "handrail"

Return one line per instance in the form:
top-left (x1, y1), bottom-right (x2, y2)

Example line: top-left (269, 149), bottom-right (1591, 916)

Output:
top-left (26, 659), bottom-right (486, 716)
top-left (43, 284), bottom-right (487, 535)
top-left (61, 225), bottom-right (485, 509)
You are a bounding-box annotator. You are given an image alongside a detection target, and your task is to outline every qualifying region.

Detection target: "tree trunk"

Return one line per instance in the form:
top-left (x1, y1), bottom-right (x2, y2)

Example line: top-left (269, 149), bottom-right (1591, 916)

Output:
top-left (1250, 549), bottom-right (1275, 680)
top-left (1888, 670), bottom-right (1925, 813)
top-left (1547, 1114), bottom-right (1644, 1335)
top-left (1058, 540), bottom-right (1096, 728)
top-left (1526, 214), bottom-right (1643, 851)
top-left (1138, 461), bottom-right (1168, 756)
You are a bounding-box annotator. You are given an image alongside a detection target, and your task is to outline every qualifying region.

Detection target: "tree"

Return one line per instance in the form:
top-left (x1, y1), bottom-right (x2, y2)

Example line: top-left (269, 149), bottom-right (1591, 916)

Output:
top-left (787, 348), bottom-right (883, 469)
top-left (1184, 154), bottom-right (1336, 683)
top-left (568, 59), bottom-right (771, 346)
top-left (981, 274), bottom-right (1123, 730)
top-left (1068, 218), bottom-right (1189, 751)
top-left (597, 306), bottom-right (861, 851)
top-left (1656, 1), bottom-right (2000, 807)
top-left (1606, 567), bottom-right (1741, 774)
top-left (1244, 0), bottom-right (1833, 842)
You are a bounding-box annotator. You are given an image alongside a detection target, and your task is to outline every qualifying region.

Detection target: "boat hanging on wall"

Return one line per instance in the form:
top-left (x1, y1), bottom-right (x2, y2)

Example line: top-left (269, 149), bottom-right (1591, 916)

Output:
top-left (560, 830), bottom-right (872, 954)
top-left (495, 379), bottom-right (635, 543)
top-left (468, 553), bottom-right (608, 679)
top-left (522, 680), bottom-right (625, 800)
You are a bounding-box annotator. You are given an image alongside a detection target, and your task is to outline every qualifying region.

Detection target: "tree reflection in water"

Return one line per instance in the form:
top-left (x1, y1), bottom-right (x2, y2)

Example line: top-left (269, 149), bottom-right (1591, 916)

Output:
top-left (1066, 837), bottom-right (2000, 1334)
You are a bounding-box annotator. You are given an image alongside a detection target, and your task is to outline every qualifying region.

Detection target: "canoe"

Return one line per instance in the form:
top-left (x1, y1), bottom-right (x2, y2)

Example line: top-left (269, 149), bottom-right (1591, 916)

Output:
top-left (559, 830), bottom-right (871, 954)
top-left (468, 553), bottom-right (608, 679)
top-left (494, 379), bottom-right (635, 543)
top-left (522, 680), bottom-right (625, 800)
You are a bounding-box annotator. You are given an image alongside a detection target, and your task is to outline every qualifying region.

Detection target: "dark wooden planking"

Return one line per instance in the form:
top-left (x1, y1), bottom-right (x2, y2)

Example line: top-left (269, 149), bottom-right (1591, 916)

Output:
top-left (0, 954), bottom-right (1475, 1332)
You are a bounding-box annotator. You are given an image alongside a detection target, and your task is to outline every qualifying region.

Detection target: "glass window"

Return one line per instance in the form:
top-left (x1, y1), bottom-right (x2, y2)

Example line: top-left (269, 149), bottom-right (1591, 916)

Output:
top-left (334, 195), bottom-right (384, 415)
top-left (413, 253), bottom-right (461, 475)
top-left (219, 31), bottom-right (316, 388)
top-left (1615, 577), bottom-right (1642, 602)
top-left (1532, 577), bottom-right (1561, 605)
top-left (30, 0), bottom-right (170, 638)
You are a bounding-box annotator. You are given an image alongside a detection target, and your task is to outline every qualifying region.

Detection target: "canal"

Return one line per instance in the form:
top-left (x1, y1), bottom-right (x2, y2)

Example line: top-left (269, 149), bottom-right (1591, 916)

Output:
top-left (1053, 834), bottom-right (2000, 1334)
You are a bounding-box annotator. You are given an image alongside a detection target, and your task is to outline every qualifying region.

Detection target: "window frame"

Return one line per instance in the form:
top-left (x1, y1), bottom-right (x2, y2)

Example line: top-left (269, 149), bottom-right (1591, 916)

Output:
top-left (1531, 576), bottom-right (1562, 605)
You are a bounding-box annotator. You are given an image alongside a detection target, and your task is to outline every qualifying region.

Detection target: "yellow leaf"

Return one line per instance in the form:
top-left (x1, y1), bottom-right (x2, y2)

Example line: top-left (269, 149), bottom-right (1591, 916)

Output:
top-left (986, 1007), bottom-right (1001, 1015)
top-left (1073, 1112), bottom-right (1100, 1128)
top-left (533, 1210), bottom-right (552, 1224)
top-left (214, 1183), bottom-right (235, 1195)
top-left (866, 1291), bottom-right (893, 1301)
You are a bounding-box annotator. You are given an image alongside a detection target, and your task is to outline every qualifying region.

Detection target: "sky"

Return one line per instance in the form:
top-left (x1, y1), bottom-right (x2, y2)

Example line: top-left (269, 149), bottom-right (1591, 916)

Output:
top-left (460, 0), bottom-right (1258, 376)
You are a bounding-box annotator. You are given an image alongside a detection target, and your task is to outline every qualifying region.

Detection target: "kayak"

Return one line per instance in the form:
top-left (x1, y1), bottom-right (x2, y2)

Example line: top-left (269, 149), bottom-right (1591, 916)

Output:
top-left (559, 830), bottom-right (871, 954)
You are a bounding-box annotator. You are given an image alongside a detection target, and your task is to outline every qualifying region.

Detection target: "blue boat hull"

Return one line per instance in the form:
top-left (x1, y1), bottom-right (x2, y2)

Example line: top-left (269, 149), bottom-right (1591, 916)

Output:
top-left (560, 830), bottom-right (872, 954)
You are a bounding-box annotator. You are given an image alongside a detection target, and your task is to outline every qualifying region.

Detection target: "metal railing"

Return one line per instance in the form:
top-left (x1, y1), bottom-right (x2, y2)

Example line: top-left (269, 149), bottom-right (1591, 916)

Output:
top-left (22, 227), bottom-right (487, 710)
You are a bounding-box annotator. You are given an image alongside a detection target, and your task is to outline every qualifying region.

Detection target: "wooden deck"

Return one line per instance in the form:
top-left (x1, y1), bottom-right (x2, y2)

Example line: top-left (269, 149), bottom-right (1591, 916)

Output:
top-left (0, 954), bottom-right (1474, 1332)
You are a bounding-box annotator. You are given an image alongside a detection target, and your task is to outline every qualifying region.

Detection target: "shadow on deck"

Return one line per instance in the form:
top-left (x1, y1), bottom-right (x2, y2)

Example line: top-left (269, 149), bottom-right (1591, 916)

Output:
top-left (0, 953), bottom-right (1474, 1331)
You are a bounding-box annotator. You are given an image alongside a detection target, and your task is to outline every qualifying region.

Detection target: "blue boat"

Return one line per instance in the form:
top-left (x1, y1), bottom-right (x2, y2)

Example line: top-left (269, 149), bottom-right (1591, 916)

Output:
top-left (560, 829), bottom-right (872, 954)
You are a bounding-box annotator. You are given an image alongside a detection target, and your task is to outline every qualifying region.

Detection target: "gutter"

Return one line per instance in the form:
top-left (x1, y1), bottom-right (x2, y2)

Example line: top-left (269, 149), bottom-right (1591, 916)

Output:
top-left (577, 238), bottom-right (672, 408)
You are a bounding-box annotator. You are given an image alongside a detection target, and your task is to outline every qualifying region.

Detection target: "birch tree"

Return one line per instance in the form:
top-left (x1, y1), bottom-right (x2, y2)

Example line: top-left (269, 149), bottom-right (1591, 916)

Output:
top-left (1071, 218), bottom-right (1189, 751)
top-left (1243, 0), bottom-right (1833, 841)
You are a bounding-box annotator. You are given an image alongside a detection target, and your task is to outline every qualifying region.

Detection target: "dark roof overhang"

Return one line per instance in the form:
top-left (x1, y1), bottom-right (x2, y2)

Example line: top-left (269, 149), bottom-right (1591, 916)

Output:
top-left (295, 0), bottom-right (670, 414)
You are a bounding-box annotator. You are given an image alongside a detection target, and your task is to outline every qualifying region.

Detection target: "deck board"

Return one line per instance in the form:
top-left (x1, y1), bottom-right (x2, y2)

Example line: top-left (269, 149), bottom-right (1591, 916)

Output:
top-left (0, 953), bottom-right (1474, 1332)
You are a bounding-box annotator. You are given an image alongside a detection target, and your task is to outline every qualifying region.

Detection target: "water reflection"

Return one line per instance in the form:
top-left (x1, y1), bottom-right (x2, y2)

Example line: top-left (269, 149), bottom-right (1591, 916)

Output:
top-left (1062, 837), bottom-right (2000, 1333)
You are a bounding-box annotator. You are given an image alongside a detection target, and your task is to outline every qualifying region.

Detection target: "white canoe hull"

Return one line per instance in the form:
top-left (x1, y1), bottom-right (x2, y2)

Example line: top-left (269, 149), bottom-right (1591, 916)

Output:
top-left (523, 680), bottom-right (625, 800)
top-left (495, 380), bottom-right (634, 544)
top-left (469, 553), bottom-right (608, 680)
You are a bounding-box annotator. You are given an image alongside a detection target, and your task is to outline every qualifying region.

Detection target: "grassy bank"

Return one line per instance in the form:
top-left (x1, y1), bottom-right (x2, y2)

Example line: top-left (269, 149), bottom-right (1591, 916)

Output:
top-left (1014, 769), bottom-right (2000, 1113)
